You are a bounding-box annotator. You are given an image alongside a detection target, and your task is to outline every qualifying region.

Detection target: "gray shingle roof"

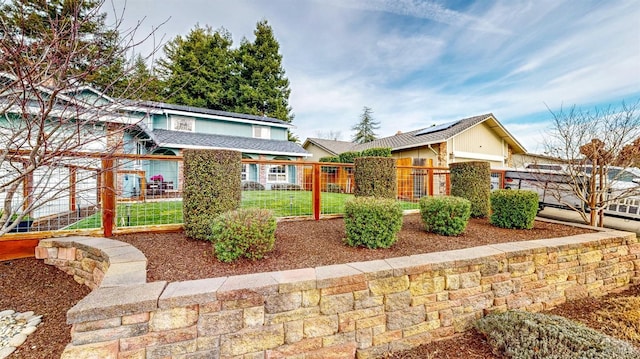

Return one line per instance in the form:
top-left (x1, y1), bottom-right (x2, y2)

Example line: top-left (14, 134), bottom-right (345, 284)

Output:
top-left (303, 138), bottom-right (357, 156)
top-left (153, 129), bottom-right (310, 157)
top-left (303, 114), bottom-right (497, 154)
top-left (353, 114), bottom-right (493, 151)
top-left (124, 100), bottom-right (292, 127)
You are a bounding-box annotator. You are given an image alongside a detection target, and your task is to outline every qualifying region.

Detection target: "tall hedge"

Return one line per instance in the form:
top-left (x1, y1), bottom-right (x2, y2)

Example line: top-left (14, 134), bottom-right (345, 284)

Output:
top-left (354, 157), bottom-right (396, 198)
top-left (183, 149), bottom-right (241, 240)
top-left (450, 161), bottom-right (491, 218)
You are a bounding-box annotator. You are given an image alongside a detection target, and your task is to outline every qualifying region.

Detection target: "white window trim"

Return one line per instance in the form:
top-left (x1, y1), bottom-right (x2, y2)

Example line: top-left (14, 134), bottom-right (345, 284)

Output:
top-left (171, 116), bottom-right (195, 132)
top-left (253, 125), bottom-right (271, 139)
top-left (267, 164), bottom-right (288, 183)
top-left (241, 163), bottom-right (247, 181)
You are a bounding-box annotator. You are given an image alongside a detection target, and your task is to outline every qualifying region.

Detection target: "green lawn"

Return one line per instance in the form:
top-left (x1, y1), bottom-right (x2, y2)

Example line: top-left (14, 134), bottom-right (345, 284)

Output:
top-left (66, 190), bottom-right (421, 229)
top-left (66, 201), bottom-right (184, 229)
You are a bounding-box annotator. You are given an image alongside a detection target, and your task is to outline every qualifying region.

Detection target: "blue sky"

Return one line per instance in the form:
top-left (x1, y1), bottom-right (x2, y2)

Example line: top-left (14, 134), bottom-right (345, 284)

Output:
top-left (109, 0), bottom-right (640, 153)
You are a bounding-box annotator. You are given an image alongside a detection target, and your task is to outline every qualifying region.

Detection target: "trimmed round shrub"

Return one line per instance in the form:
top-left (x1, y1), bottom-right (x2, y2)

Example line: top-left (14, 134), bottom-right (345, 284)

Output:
top-left (475, 310), bottom-right (640, 359)
top-left (450, 161), bottom-right (491, 218)
top-left (325, 183), bottom-right (343, 193)
top-left (343, 196), bottom-right (403, 249)
top-left (419, 196), bottom-right (471, 236)
top-left (210, 208), bottom-right (277, 262)
top-left (241, 181), bottom-right (265, 191)
top-left (271, 183), bottom-right (302, 191)
top-left (490, 190), bottom-right (539, 229)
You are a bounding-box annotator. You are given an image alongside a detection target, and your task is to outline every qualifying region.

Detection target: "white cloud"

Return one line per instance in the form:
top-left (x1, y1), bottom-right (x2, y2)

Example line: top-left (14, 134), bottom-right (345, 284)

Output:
top-left (326, 0), bottom-right (510, 34)
top-left (106, 0), bottom-right (640, 155)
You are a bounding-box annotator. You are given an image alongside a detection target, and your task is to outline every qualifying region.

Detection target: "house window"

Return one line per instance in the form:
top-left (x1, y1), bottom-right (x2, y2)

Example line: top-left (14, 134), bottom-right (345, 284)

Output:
top-left (267, 165), bottom-right (287, 183)
top-left (241, 164), bottom-right (247, 181)
top-left (135, 140), bottom-right (143, 166)
top-left (253, 125), bottom-right (270, 139)
top-left (171, 116), bottom-right (195, 132)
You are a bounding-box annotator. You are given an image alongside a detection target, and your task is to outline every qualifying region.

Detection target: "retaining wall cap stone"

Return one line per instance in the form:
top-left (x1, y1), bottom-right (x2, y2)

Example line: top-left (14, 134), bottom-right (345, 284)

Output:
top-left (67, 281), bottom-right (167, 324)
top-left (100, 261), bottom-right (147, 287)
top-left (217, 272), bottom-right (279, 295)
top-left (315, 264), bottom-right (365, 288)
top-left (487, 241), bottom-right (550, 255)
top-left (159, 277), bottom-right (227, 308)
top-left (269, 268), bottom-right (317, 286)
top-left (102, 246), bottom-right (146, 264)
top-left (347, 259), bottom-right (394, 278)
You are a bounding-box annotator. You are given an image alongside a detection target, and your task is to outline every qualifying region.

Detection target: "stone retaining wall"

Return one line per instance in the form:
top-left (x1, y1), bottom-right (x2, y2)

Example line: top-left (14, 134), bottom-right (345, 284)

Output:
top-left (35, 237), bottom-right (146, 289)
top-left (37, 227), bottom-right (640, 359)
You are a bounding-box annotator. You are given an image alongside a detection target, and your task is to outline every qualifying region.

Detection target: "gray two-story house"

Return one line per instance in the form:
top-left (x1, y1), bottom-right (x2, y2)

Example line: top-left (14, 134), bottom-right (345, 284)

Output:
top-left (61, 87), bottom-right (311, 195)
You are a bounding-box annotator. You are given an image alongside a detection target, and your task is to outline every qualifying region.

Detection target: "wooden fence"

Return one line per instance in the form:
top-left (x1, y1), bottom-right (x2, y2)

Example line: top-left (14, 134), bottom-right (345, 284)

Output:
top-left (1, 153), bottom-right (458, 260)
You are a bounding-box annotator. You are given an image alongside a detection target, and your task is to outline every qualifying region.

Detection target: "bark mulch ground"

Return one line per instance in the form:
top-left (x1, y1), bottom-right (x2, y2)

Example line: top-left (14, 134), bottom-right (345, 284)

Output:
top-left (3, 214), bottom-right (636, 358)
top-left (113, 214), bottom-right (595, 282)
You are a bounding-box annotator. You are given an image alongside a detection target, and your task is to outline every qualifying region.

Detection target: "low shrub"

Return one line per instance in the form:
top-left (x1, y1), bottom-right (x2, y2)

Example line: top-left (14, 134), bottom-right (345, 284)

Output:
top-left (591, 296), bottom-right (640, 346)
top-left (419, 196), bottom-right (471, 236)
top-left (241, 181), bottom-right (265, 191)
top-left (271, 183), bottom-right (302, 191)
top-left (360, 147), bottom-right (392, 157)
top-left (210, 208), bottom-right (277, 262)
top-left (319, 156), bottom-right (340, 163)
top-left (475, 310), bottom-right (640, 359)
top-left (490, 190), bottom-right (538, 229)
top-left (338, 151), bottom-right (360, 164)
top-left (325, 183), bottom-right (343, 193)
top-left (343, 196), bottom-right (403, 249)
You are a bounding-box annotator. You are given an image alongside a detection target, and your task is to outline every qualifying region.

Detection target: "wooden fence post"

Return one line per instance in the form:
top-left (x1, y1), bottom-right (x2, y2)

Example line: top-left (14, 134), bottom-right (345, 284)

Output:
top-left (101, 158), bottom-right (116, 237)
top-left (69, 166), bottom-right (77, 211)
top-left (312, 163), bottom-right (321, 220)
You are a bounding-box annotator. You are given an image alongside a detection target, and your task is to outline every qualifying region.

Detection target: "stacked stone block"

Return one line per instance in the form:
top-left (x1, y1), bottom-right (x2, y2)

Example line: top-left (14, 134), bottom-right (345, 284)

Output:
top-left (35, 236), bottom-right (146, 289)
top-left (36, 225), bottom-right (640, 359)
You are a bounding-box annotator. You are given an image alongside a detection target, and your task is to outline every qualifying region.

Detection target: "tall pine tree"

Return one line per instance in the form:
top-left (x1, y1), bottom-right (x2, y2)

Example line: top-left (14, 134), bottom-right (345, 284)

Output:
top-left (235, 20), bottom-right (293, 123)
top-left (352, 106), bottom-right (380, 144)
top-left (157, 20), bottom-right (297, 141)
top-left (0, 0), bottom-right (128, 95)
top-left (157, 26), bottom-right (237, 110)
top-left (128, 54), bottom-right (164, 102)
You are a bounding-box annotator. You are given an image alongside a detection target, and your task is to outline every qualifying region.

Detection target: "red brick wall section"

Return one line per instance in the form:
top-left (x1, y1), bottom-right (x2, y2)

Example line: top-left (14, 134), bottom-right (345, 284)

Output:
top-left (37, 225), bottom-right (640, 359)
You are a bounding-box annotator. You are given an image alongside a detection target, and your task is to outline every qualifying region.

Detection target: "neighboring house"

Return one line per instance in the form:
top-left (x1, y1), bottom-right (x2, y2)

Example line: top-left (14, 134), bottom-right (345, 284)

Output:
top-left (303, 113), bottom-right (526, 168)
top-left (511, 152), bottom-right (567, 169)
top-left (302, 138), bottom-right (357, 160)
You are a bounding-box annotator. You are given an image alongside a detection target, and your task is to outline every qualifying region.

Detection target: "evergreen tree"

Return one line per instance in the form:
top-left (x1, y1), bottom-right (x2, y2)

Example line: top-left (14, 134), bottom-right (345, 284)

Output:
top-left (352, 106), bottom-right (380, 144)
top-left (235, 20), bottom-right (293, 123)
top-left (127, 55), bottom-right (164, 102)
top-left (0, 0), bottom-right (128, 95)
top-left (157, 25), bottom-right (237, 109)
top-left (158, 20), bottom-right (297, 141)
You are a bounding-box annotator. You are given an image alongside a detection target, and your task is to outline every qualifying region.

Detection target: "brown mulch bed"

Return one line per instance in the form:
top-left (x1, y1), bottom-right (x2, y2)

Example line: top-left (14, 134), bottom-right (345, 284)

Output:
top-left (5, 214), bottom-right (636, 359)
top-left (112, 214), bottom-right (595, 282)
top-left (0, 258), bottom-right (91, 359)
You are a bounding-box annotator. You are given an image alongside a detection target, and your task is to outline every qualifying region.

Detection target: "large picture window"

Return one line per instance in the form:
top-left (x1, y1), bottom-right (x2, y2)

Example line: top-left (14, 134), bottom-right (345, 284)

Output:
top-left (267, 165), bottom-right (287, 183)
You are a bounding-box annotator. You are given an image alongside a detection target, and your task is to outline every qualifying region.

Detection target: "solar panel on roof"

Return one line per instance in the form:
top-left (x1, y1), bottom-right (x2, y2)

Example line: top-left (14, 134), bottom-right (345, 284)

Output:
top-left (415, 120), bottom-right (461, 136)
